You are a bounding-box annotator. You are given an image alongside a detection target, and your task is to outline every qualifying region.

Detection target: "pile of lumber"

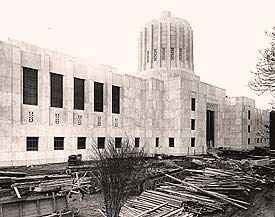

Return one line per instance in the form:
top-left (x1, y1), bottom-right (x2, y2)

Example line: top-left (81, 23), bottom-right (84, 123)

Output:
top-left (124, 166), bottom-right (272, 216)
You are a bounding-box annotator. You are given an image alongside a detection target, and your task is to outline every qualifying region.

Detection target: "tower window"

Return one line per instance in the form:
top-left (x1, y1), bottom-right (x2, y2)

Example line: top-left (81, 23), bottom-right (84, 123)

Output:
top-left (115, 137), bottom-right (122, 148)
top-left (50, 73), bottom-right (63, 108)
top-left (191, 138), bottom-right (195, 147)
top-left (146, 51), bottom-right (150, 63)
top-left (179, 48), bottom-right (183, 61)
top-left (171, 47), bottom-right (175, 60)
top-left (54, 137), bottom-right (64, 150)
top-left (74, 78), bottom-right (85, 110)
top-left (26, 137), bottom-right (38, 151)
top-left (191, 98), bottom-right (196, 111)
top-left (97, 137), bottom-right (105, 149)
top-left (248, 110), bottom-right (251, 120)
top-left (248, 138), bottom-right (250, 145)
top-left (248, 125), bottom-right (251, 133)
top-left (153, 49), bottom-right (157, 61)
top-left (169, 138), bottom-right (174, 147)
top-left (135, 138), bottom-right (140, 148)
top-left (191, 119), bottom-right (195, 130)
top-left (112, 85), bottom-right (120, 114)
top-left (94, 82), bottom-right (104, 112)
top-left (77, 137), bottom-right (86, 149)
top-left (23, 67), bottom-right (38, 105)
top-left (156, 137), bottom-right (159, 147)
top-left (161, 48), bottom-right (166, 60)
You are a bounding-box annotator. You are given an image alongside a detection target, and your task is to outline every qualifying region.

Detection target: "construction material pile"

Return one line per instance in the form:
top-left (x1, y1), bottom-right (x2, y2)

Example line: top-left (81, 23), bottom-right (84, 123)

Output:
top-left (123, 165), bottom-right (273, 216)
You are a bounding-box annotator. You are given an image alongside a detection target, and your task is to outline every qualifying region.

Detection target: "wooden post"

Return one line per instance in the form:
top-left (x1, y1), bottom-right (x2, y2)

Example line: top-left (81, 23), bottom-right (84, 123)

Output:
top-left (52, 192), bottom-right (56, 212)
top-left (36, 200), bottom-right (41, 217)
top-left (0, 205), bottom-right (3, 217)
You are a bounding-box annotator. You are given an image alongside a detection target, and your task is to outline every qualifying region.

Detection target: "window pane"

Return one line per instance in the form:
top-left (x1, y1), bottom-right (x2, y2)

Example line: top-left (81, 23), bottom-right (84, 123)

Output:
top-left (23, 67), bottom-right (38, 105)
top-left (191, 98), bottom-right (196, 111)
top-left (169, 138), bottom-right (174, 147)
top-left (50, 73), bottom-right (63, 108)
top-left (74, 78), bottom-right (85, 110)
top-left (26, 137), bottom-right (39, 151)
top-left (135, 138), bottom-right (140, 148)
top-left (77, 137), bottom-right (86, 149)
top-left (112, 86), bottom-right (120, 114)
top-left (97, 137), bottom-right (105, 149)
top-left (54, 137), bottom-right (64, 150)
top-left (94, 82), bottom-right (104, 112)
top-left (115, 137), bottom-right (122, 148)
top-left (191, 138), bottom-right (195, 147)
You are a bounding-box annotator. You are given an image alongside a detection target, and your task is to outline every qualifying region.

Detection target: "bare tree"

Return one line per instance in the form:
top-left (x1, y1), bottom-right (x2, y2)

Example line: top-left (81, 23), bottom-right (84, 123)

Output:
top-left (249, 28), bottom-right (275, 108)
top-left (92, 136), bottom-right (145, 217)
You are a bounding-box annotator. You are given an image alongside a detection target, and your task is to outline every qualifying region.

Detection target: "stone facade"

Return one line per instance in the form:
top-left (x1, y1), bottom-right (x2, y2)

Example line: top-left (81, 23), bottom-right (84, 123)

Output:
top-left (0, 11), bottom-right (269, 166)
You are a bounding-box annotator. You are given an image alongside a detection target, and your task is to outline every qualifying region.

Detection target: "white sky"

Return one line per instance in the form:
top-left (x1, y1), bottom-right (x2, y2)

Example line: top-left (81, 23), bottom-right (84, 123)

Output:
top-left (0, 0), bottom-right (274, 109)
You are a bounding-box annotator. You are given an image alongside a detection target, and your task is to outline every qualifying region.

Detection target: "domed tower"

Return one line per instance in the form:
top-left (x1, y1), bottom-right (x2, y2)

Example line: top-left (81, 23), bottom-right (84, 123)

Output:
top-left (138, 11), bottom-right (194, 76)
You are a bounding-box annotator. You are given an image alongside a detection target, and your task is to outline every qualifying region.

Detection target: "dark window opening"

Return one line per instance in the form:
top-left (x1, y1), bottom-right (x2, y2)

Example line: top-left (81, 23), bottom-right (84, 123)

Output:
top-left (23, 67), bottom-right (38, 105)
top-left (54, 137), bottom-right (64, 150)
top-left (94, 82), bottom-right (104, 112)
top-left (169, 138), bottom-right (174, 147)
top-left (191, 98), bottom-right (196, 111)
top-left (26, 137), bottom-right (38, 151)
top-left (248, 125), bottom-right (251, 133)
top-left (156, 137), bottom-right (159, 147)
top-left (248, 138), bottom-right (250, 145)
top-left (115, 137), bottom-right (122, 148)
top-left (112, 85), bottom-right (120, 114)
top-left (77, 137), bottom-right (86, 149)
top-left (191, 119), bottom-right (195, 130)
top-left (50, 73), bottom-right (63, 108)
top-left (171, 47), bottom-right (175, 60)
top-left (74, 78), bottom-right (85, 110)
top-left (191, 138), bottom-right (195, 147)
top-left (257, 138), bottom-right (259, 143)
top-left (135, 138), bottom-right (140, 148)
top-left (248, 110), bottom-right (251, 120)
top-left (97, 137), bottom-right (105, 149)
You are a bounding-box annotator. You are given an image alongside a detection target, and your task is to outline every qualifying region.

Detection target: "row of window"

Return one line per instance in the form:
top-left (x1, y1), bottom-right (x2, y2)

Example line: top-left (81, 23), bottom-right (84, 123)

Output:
top-left (23, 67), bottom-right (120, 114)
top-left (26, 136), bottom-right (197, 151)
top-left (146, 47), bottom-right (184, 63)
top-left (247, 137), bottom-right (266, 145)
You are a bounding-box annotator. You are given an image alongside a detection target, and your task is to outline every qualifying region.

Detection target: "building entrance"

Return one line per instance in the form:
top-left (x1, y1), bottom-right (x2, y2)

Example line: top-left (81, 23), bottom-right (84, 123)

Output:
top-left (206, 110), bottom-right (215, 148)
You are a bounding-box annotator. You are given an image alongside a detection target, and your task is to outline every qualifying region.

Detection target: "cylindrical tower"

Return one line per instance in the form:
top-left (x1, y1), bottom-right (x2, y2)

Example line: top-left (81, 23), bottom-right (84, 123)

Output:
top-left (138, 11), bottom-right (194, 75)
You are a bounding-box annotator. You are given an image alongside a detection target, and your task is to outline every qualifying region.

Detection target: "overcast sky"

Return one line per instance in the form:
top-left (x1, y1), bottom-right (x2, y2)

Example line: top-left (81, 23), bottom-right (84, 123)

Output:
top-left (0, 0), bottom-right (274, 109)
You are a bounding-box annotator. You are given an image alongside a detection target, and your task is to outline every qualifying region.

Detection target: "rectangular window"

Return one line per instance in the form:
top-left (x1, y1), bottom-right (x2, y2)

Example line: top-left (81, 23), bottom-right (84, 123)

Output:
top-left (135, 138), bottom-right (140, 148)
top-left (156, 137), bottom-right (159, 147)
top-left (171, 47), bottom-right (175, 60)
top-left (248, 125), bottom-right (251, 133)
top-left (248, 138), bottom-right (250, 145)
top-left (169, 138), bottom-right (174, 147)
top-left (50, 73), bottom-right (63, 108)
top-left (161, 48), bottom-right (166, 60)
top-left (261, 138), bottom-right (263, 143)
top-left (115, 137), bottom-right (122, 148)
top-left (257, 137), bottom-right (259, 143)
top-left (97, 137), bottom-right (105, 149)
top-left (179, 48), bottom-right (183, 61)
top-left (54, 137), bottom-right (64, 150)
top-left (112, 85), bottom-right (120, 114)
top-left (77, 137), bottom-right (86, 149)
top-left (26, 137), bottom-right (38, 151)
top-left (94, 82), bottom-right (104, 112)
top-left (191, 119), bottom-right (195, 130)
top-left (74, 78), bottom-right (85, 110)
top-left (191, 138), bottom-right (195, 147)
top-left (248, 110), bottom-right (251, 120)
top-left (153, 49), bottom-right (157, 61)
top-left (23, 67), bottom-right (38, 105)
top-left (191, 98), bottom-right (196, 111)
